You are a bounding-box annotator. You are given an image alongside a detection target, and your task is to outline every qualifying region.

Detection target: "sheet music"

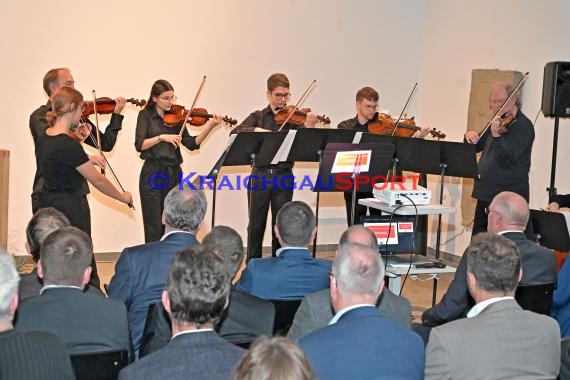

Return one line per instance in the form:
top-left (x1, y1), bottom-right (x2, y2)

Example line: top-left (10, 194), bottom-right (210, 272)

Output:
top-left (271, 129), bottom-right (297, 165)
top-left (352, 131), bottom-right (363, 144)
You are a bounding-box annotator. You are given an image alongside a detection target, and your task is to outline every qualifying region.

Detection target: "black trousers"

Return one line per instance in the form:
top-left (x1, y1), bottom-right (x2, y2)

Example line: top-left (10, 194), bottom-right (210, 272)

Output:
top-left (246, 170), bottom-right (293, 260)
top-left (139, 160), bottom-right (181, 243)
top-left (38, 191), bottom-right (100, 289)
top-left (472, 199), bottom-right (490, 239)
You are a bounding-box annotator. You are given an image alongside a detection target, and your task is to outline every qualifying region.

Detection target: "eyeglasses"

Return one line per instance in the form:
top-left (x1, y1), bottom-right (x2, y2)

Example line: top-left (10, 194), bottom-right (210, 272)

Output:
top-left (485, 207), bottom-right (498, 215)
top-left (489, 98), bottom-right (508, 105)
top-left (273, 92), bottom-right (290, 99)
top-left (159, 95), bottom-right (177, 102)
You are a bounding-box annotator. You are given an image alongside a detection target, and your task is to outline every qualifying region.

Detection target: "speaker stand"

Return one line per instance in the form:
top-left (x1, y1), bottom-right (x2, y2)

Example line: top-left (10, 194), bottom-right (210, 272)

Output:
top-left (548, 116), bottom-right (559, 201)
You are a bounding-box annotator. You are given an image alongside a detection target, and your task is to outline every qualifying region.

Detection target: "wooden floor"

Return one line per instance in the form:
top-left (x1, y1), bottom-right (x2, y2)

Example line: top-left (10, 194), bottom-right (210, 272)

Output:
top-left (96, 251), bottom-right (455, 319)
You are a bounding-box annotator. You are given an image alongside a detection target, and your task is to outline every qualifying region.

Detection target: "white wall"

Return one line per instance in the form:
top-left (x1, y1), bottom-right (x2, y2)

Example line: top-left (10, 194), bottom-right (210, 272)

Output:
top-left (0, 0), bottom-right (426, 253)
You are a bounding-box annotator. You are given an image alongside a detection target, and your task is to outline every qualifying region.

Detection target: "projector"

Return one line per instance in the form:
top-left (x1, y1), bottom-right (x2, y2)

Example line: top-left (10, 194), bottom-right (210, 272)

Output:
top-left (373, 183), bottom-right (431, 206)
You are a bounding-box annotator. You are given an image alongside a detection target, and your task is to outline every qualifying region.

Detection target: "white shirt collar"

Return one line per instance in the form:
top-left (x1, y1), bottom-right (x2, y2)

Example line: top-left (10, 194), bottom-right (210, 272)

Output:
top-left (467, 296), bottom-right (514, 318)
top-left (171, 328), bottom-right (214, 340)
top-left (328, 304), bottom-right (374, 325)
top-left (275, 246), bottom-right (309, 257)
top-left (160, 230), bottom-right (194, 241)
top-left (39, 284), bottom-right (82, 295)
top-left (498, 230), bottom-right (524, 235)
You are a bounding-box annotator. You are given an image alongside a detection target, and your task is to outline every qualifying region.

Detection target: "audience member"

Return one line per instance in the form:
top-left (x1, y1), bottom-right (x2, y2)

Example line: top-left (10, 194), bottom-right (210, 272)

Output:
top-left (552, 256), bottom-right (570, 336)
top-left (299, 243), bottom-right (424, 380)
top-left (139, 225), bottom-right (274, 356)
top-left (416, 191), bottom-right (556, 330)
top-left (108, 187), bottom-right (206, 352)
top-left (15, 227), bottom-right (130, 355)
top-left (0, 249), bottom-right (75, 380)
top-left (233, 336), bottom-right (315, 380)
top-left (236, 201), bottom-right (331, 300)
top-left (288, 225), bottom-right (412, 339)
top-left (425, 233), bottom-right (560, 379)
top-left (19, 207), bottom-right (102, 300)
top-left (118, 246), bottom-right (244, 379)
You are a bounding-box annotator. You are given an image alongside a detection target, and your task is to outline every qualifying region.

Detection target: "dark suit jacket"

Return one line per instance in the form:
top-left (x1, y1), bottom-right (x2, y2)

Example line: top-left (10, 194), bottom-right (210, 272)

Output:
top-left (139, 289), bottom-right (275, 357)
top-left (108, 232), bottom-right (199, 351)
top-left (19, 268), bottom-right (104, 300)
top-left (299, 306), bottom-right (424, 380)
top-left (235, 247), bottom-right (331, 300)
top-left (15, 287), bottom-right (129, 354)
top-left (422, 231), bottom-right (557, 325)
top-left (119, 330), bottom-right (244, 380)
top-left (288, 288), bottom-right (412, 339)
top-left (426, 299), bottom-right (560, 379)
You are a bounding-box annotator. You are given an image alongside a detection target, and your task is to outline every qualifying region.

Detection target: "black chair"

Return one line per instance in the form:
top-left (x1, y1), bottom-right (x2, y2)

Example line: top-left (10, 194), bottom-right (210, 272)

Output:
top-left (270, 299), bottom-right (302, 335)
top-left (70, 349), bottom-right (129, 380)
top-left (515, 282), bottom-right (555, 315)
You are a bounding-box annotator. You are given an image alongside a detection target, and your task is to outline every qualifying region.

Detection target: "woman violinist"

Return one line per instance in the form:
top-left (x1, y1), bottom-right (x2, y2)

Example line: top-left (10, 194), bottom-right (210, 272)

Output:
top-left (135, 79), bottom-right (223, 242)
top-left (36, 86), bottom-right (133, 287)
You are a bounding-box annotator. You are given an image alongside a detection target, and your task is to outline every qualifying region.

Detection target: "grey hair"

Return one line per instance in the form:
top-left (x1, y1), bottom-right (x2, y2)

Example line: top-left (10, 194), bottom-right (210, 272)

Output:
top-left (332, 243), bottom-right (384, 298)
top-left (163, 187), bottom-right (207, 231)
top-left (339, 225), bottom-right (379, 252)
top-left (493, 191), bottom-right (529, 227)
top-left (0, 249), bottom-right (19, 322)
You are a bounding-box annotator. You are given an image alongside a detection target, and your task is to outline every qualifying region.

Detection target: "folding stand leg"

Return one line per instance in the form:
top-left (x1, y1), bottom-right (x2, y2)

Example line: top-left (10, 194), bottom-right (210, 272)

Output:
top-left (432, 162), bottom-right (447, 306)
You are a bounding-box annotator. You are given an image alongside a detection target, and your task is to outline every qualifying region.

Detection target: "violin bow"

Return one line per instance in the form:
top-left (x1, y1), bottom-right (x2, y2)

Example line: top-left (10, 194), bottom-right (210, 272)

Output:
top-left (391, 82), bottom-right (418, 136)
top-left (91, 90), bottom-right (105, 175)
top-left (83, 131), bottom-right (135, 210)
top-left (277, 79), bottom-right (317, 131)
top-left (177, 76), bottom-right (207, 139)
top-left (479, 72), bottom-right (529, 137)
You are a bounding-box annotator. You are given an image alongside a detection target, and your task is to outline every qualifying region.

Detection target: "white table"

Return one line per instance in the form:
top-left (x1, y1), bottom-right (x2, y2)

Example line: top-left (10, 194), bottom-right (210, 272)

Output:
top-left (359, 198), bottom-right (456, 305)
top-left (385, 262), bottom-right (457, 295)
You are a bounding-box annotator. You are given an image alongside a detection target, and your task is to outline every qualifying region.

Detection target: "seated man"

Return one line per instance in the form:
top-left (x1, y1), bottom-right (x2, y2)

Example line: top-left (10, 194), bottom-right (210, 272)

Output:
top-left (19, 207), bottom-right (102, 300)
top-left (108, 187), bottom-right (205, 352)
top-left (288, 225), bottom-right (412, 339)
top-left (138, 226), bottom-right (274, 356)
top-left (15, 227), bottom-right (130, 355)
top-left (299, 243), bottom-right (424, 380)
top-left (0, 249), bottom-right (75, 380)
top-left (425, 233), bottom-right (560, 379)
top-left (118, 247), bottom-right (244, 379)
top-left (416, 191), bottom-right (557, 330)
top-left (236, 201), bottom-right (331, 300)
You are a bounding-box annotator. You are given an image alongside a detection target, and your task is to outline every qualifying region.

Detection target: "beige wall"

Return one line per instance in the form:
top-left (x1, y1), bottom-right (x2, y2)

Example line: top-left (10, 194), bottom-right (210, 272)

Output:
top-left (2, 0), bottom-right (568, 256)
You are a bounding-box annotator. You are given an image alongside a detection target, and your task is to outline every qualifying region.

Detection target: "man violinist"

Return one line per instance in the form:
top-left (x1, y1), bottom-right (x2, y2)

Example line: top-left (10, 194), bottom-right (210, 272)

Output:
top-left (464, 83), bottom-right (535, 236)
top-left (231, 73), bottom-right (318, 260)
top-left (338, 87), bottom-right (429, 225)
top-left (29, 68), bottom-right (127, 213)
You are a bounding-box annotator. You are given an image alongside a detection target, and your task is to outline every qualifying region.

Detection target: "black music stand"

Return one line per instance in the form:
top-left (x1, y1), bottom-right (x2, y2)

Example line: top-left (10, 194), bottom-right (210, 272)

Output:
top-left (194, 132), bottom-right (265, 229)
top-left (526, 209), bottom-right (570, 252)
top-left (285, 128), bottom-right (356, 256)
top-left (315, 142), bottom-right (395, 228)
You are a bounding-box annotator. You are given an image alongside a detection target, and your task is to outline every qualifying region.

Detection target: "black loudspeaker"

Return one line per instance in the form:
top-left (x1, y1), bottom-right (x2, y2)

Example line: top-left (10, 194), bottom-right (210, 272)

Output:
top-left (542, 61), bottom-right (570, 117)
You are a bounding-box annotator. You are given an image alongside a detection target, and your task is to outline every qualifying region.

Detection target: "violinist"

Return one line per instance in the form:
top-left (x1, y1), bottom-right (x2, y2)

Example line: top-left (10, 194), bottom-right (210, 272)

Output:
top-left (135, 79), bottom-right (222, 243)
top-left (231, 73), bottom-right (318, 260)
top-left (464, 82), bottom-right (534, 236)
top-left (338, 87), bottom-right (429, 225)
top-left (35, 87), bottom-right (133, 288)
top-left (29, 68), bottom-right (127, 213)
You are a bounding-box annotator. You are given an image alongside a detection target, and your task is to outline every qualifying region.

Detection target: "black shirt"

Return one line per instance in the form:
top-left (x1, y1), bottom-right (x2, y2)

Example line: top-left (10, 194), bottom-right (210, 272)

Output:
top-left (470, 109), bottom-right (534, 202)
top-left (36, 133), bottom-right (89, 193)
top-left (337, 115), bottom-right (370, 133)
top-left (231, 105), bottom-right (305, 170)
top-left (30, 101), bottom-right (123, 194)
top-left (135, 106), bottom-right (199, 165)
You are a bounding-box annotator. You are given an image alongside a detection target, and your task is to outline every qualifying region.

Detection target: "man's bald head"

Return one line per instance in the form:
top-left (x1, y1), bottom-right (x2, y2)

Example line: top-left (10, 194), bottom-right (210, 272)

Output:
top-left (487, 191), bottom-right (529, 233)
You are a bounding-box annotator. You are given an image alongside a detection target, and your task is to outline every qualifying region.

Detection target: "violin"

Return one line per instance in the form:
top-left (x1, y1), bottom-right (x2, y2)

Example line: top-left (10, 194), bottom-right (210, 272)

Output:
top-left (367, 112), bottom-right (446, 139)
top-left (497, 113), bottom-right (515, 135)
top-left (82, 97), bottom-right (146, 117)
top-left (163, 104), bottom-right (237, 127)
top-left (274, 105), bottom-right (331, 126)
